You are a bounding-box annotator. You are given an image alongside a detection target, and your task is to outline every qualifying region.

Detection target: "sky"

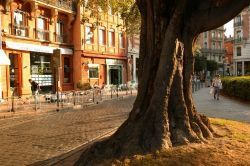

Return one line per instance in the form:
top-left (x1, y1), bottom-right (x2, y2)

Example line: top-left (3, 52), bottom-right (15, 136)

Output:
top-left (224, 20), bottom-right (234, 37)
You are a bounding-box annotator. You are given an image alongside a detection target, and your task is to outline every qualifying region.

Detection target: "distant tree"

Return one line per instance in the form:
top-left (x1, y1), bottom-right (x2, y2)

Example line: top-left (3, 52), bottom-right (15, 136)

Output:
top-left (76, 1), bottom-right (250, 165)
top-left (207, 60), bottom-right (218, 73)
top-left (81, 0), bottom-right (140, 35)
top-left (195, 56), bottom-right (207, 73)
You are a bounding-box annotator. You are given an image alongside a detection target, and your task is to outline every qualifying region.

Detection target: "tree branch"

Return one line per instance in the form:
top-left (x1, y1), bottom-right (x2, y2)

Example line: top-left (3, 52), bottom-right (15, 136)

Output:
top-left (187, 0), bottom-right (250, 34)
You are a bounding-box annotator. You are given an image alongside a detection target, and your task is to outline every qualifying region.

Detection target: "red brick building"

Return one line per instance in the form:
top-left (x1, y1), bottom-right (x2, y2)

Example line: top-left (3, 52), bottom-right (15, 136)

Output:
top-left (224, 36), bottom-right (234, 75)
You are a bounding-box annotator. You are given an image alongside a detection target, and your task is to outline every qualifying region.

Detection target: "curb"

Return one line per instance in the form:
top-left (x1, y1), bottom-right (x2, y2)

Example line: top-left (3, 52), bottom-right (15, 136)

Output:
top-left (40, 128), bottom-right (118, 166)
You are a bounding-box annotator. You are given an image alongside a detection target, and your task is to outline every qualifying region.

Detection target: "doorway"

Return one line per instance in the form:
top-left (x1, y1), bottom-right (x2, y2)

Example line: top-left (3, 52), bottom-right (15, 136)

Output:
top-left (109, 65), bottom-right (122, 85)
top-left (9, 54), bottom-right (22, 96)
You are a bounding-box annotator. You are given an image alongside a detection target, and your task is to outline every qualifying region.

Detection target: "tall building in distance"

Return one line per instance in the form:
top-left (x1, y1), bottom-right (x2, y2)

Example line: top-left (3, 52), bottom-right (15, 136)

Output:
top-left (197, 26), bottom-right (226, 76)
top-left (127, 34), bottom-right (139, 84)
top-left (224, 36), bottom-right (234, 76)
top-left (233, 7), bottom-right (250, 76)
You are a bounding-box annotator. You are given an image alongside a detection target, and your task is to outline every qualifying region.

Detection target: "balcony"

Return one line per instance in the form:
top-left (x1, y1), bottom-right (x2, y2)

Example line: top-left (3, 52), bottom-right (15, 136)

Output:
top-left (11, 24), bottom-right (29, 38)
top-left (234, 21), bottom-right (243, 27)
top-left (201, 48), bottom-right (226, 54)
top-left (36, 29), bottom-right (50, 41)
top-left (233, 37), bottom-right (246, 44)
top-left (56, 34), bottom-right (67, 43)
top-left (37, 0), bottom-right (76, 12)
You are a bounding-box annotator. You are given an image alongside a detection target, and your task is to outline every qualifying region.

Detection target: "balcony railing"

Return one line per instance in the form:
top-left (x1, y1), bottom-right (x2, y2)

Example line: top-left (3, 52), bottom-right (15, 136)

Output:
top-left (234, 21), bottom-right (243, 27)
top-left (56, 34), bottom-right (67, 43)
top-left (36, 29), bottom-right (50, 41)
top-left (211, 36), bottom-right (223, 41)
top-left (201, 48), bottom-right (226, 54)
top-left (11, 24), bottom-right (29, 38)
top-left (37, 0), bottom-right (77, 12)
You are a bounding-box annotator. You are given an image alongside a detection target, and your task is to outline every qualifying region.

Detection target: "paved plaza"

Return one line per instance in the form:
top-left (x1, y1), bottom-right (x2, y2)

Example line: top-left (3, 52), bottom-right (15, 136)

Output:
top-left (0, 88), bottom-right (249, 165)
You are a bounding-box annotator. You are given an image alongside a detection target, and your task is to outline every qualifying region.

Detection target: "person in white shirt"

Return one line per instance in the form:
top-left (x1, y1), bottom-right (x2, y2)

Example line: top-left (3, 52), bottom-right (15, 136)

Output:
top-left (212, 74), bottom-right (222, 100)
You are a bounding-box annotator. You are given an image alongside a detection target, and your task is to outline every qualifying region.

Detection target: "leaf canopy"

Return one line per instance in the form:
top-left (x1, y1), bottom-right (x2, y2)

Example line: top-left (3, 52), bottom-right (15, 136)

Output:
top-left (80, 0), bottom-right (140, 35)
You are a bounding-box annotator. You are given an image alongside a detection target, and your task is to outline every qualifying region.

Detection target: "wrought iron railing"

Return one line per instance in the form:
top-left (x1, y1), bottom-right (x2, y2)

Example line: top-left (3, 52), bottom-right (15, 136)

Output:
top-left (36, 29), bottom-right (50, 41)
top-left (37, 0), bottom-right (77, 12)
top-left (234, 21), bottom-right (243, 27)
top-left (56, 34), bottom-right (67, 43)
top-left (11, 24), bottom-right (29, 37)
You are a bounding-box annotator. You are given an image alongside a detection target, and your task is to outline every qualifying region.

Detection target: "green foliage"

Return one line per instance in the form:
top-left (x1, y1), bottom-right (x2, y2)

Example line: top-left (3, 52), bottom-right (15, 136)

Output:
top-left (77, 81), bottom-right (92, 90)
top-left (222, 76), bottom-right (250, 101)
top-left (206, 60), bottom-right (218, 72)
top-left (194, 56), bottom-right (206, 72)
top-left (80, 0), bottom-right (140, 35)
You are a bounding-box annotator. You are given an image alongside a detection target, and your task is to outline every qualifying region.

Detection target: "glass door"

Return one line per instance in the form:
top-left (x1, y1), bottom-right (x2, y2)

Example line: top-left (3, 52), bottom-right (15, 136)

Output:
top-left (9, 54), bottom-right (22, 96)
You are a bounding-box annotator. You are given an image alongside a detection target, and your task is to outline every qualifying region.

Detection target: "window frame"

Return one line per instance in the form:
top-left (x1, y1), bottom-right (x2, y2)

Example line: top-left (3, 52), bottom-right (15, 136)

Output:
top-left (85, 24), bottom-right (94, 44)
top-left (98, 27), bottom-right (106, 45)
top-left (236, 47), bottom-right (241, 56)
top-left (88, 64), bottom-right (99, 79)
top-left (108, 29), bottom-right (115, 47)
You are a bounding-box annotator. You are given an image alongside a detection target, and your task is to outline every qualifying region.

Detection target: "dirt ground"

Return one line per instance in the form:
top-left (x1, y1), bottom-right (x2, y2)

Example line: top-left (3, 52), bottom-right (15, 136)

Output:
top-left (105, 118), bottom-right (250, 166)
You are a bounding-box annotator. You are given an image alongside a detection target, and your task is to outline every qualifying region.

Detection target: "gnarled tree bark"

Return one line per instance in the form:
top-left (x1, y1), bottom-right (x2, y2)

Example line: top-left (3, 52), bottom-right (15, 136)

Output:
top-left (75, 1), bottom-right (250, 165)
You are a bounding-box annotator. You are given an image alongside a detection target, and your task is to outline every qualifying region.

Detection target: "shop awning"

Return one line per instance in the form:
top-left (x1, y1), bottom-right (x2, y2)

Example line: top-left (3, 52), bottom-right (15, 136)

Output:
top-left (0, 49), bottom-right (10, 65)
top-left (5, 41), bottom-right (73, 55)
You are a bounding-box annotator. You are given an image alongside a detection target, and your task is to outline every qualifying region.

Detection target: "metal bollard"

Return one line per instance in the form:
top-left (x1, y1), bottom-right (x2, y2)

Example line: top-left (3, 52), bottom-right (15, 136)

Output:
top-left (73, 91), bottom-right (76, 106)
top-left (61, 92), bottom-right (63, 108)
top-left (111, 87), bottom-right (113, 99)
top-left (116, 85), bottom-right (118, 98)
top-left (100, 89), bottom-right (102, 101)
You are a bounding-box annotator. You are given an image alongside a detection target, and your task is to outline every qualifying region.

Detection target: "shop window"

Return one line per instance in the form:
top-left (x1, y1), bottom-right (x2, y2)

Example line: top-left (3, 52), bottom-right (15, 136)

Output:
top-left (30, 53), bottom-right (53, 92)
top-left (85, 25), bottom-right (94, 44)
top-left (13, 10), bottom-right (28, 37)
top-left (99, 27), bottom-right (106, 45)
top-left (63, 57), bottom-right (71, 83)
top-left (89, 66), bottom-right (99, 79)
top-left (237, 47), bottom-right (241, 56)
top-left (109, 29), bottom-right (115, 47)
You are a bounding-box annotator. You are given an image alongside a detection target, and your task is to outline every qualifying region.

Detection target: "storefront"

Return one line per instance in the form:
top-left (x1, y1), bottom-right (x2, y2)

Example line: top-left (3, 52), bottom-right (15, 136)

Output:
top-left (234, 60), bottom-right (250, 76)
top-left (30, 52), bottom-right (53, 92)
top-left (106, 59), bottom-right (124, 85)
top-left (5, 41), bottom-right (73, 95)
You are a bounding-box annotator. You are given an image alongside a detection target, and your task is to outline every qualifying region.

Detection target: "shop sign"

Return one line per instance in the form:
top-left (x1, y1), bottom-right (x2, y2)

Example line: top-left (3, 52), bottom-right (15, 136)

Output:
top-left (5, 41), bottom-right (73, 55)
top-left (106, 59), bottom-right (123, 65)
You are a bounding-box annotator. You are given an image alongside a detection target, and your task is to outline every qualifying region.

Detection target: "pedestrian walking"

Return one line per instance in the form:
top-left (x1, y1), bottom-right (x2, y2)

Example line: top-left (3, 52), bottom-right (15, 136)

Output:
top-left (212, 74), bottom-right (222, 100)
top-left (28, 79), bottom-right (39, 107)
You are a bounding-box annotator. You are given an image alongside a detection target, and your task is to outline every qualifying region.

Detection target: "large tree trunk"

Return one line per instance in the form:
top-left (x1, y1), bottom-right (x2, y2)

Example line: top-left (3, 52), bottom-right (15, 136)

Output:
top-left (75, 1), bottom-right (249, 165)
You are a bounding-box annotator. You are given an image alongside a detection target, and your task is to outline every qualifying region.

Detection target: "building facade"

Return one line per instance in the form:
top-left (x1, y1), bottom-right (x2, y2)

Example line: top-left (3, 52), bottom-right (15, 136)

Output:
top-left (0, 0), bottom-right (76, 98)
top-left (72, 4), bottom-right (127, 88)
top-left (0, 0), bottom-right (129, 99)
top-left (127, 34), bottom-right (139, 84)
top-left (224, 36), bottom-right (234, 75)
top-left (198, 26), bottom-right (226, 76)
top-left (233, 7), bottom-right (250, 76)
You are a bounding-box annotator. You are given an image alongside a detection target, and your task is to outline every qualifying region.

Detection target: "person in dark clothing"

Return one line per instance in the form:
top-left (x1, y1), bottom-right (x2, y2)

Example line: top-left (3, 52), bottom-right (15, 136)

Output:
top-left (28, 79), bottom-right (39, 105)
top-left (29, 79), bottom-right (39, 95)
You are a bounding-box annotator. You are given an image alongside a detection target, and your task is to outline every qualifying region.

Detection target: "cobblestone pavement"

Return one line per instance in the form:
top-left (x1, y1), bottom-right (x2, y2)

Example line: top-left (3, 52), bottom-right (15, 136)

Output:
top-left (193, 87), bottom-right (250, 123)
top-left (0, 97), bottom-right (135, 166)
top-left (0, 88), bottom-right (250, 166)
